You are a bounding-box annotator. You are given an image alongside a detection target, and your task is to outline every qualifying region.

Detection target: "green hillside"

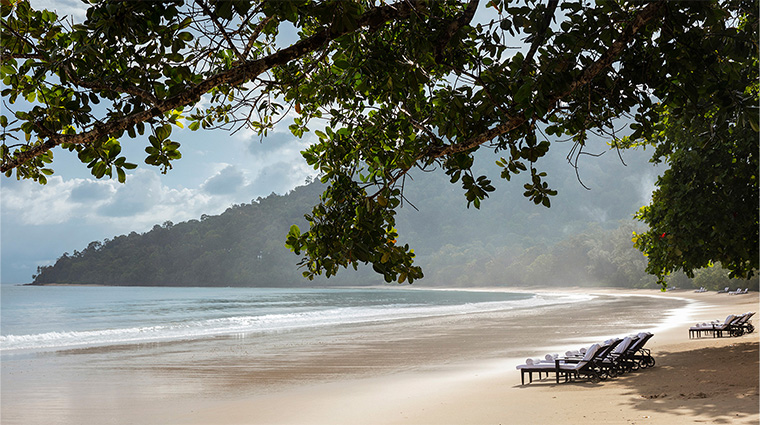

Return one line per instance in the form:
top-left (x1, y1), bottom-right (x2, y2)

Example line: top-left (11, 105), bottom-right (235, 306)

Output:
top-left (31, 146), bottom-right (758, 290)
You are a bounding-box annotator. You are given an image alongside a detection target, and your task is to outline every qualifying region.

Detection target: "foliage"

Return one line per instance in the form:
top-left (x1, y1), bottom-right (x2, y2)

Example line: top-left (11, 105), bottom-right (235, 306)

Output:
top-left (630, 116), bottom-right (758, 283)
top-left (3, 0), bottom-right (758, 285)
top-left (621, 5), bottom-right (759, 283)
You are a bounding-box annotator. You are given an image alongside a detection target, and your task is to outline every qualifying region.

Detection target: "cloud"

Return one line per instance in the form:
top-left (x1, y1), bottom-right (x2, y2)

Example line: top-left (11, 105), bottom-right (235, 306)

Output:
top-left (1, 176), bottom-right (113, 226)
top-left (69, 180), bottom-right (115, 203)
top-left (30, 0), bottom-right (88, 21)
top-left (249, 161), bottom-right (314, 195)
top-left (247, 127), bottom-right (312, 156)
top-left (201, 165), bottom-right (246, 195)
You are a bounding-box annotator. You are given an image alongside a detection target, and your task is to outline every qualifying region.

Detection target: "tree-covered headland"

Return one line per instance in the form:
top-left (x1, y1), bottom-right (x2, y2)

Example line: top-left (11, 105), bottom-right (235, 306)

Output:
top-left (31, 157), bottom-right (760, 290)
top-left (2, 0), bottom-right (757, 286)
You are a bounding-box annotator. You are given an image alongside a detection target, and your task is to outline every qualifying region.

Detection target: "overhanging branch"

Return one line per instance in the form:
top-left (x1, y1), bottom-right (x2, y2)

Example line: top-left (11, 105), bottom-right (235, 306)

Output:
top-left (422, 1), bottom-right (665, 162)
top-left (1, 0), bottom-right (426, 173)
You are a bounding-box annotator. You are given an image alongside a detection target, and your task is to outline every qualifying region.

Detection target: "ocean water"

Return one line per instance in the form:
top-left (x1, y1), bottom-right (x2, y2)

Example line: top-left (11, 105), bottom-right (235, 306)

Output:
top-left (0, 285), bottom-right (581, 354)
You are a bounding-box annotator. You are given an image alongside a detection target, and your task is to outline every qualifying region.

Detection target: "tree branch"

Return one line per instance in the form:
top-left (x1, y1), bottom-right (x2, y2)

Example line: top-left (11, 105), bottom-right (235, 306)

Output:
top-left (1, 0), bottom-right (426, 173)
top-left (422, 1), bottom-right (665, 162)
top-left (434, 0), bottom-right (480, 63)
top-left (242, 16), bottom-right (273, 60)
top-left (194, 0), bottom-right (244, 61)
top-left (520, 0), bottom-right (559, 76)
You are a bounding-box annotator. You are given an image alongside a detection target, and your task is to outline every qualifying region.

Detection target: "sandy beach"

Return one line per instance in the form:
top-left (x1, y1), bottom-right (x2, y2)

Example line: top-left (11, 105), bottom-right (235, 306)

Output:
top-left (2, 287), bottom-right (757, 425)
top-left (163, 288), bottom-right (759, 425)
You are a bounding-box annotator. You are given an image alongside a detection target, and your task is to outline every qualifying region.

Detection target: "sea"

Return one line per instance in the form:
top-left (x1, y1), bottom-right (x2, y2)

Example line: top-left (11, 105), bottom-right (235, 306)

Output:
top-left (0, 285), bottom-right (691, 425)
top-left (1, 285), bottom-right (579, 353)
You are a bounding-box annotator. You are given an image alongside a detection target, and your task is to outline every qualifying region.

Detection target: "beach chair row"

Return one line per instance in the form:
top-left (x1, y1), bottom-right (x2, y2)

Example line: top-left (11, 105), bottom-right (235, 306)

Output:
top-left (516, 332), bottom-right (655, 385)
top-left (716, 287), bottom-right (750, 295)
top-left (688, 312), bottom-right (755, 338)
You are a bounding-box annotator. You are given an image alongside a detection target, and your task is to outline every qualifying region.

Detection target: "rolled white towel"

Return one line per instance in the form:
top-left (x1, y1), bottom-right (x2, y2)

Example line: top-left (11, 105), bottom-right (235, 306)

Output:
top-left (579, 347), bottom-right (587, 354)
top-left (545, 354), bottom-right (554, 362)
top-left (525, 358), bottom-right (534, 365)
top-left (565, 350), bottom-right (575, 357)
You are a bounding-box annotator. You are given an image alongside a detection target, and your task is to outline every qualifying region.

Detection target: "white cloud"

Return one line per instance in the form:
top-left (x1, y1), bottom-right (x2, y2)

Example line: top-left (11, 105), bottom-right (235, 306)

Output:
top-left (2, 170), bottom-right (210, 233)
top-left (98, 170), bottom-right (164, 217)
top-left (249, 161), bottom-right (314, 195)
top-left (201, 164), bottom-right (246, 195)
top-left (2, 176), bottom-right (114, 225)
top-left (30, 0), bottom-right (88, 21)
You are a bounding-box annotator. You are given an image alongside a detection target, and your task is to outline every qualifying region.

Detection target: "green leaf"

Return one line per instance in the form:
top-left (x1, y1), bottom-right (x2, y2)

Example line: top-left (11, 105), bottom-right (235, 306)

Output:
top-left (334, 60), bottom-right (351, 70)
top-left (514, 82), bottom-right (532, 105)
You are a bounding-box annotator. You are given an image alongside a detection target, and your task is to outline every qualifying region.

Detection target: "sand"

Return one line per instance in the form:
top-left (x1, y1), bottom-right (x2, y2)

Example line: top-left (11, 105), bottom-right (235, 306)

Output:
top-left (170, 288), bottom-right (759, 425)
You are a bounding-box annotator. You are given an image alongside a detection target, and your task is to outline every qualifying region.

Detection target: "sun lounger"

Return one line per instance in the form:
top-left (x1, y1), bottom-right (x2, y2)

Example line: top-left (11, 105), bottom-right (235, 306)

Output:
top-left (554, 338), bottom-right (624, 383)
top-left (717, 287), bottom-right (730, 293)
top-left (694, 287), bottom-right (706, 293)
top-left (516, 344), bottom-right (602, 385)
top-left (628, 332), bottom-right (655, 368)
top-left (689, 314), bottom-right (744, 338)
top-left (516, 357), bottom-right (561, 385)
top-left (599, 336), bottom-right (636, 374)
top-left (734, 312), bottom-right (755, 334)
top-left (728, 288), bottom-right (745, 295)
top-left (742, 312), bottom-right (755, 333)
top-left (553, 343), bottom-right (604, 384)
top-left (516, 333), bottom-right (655, 385)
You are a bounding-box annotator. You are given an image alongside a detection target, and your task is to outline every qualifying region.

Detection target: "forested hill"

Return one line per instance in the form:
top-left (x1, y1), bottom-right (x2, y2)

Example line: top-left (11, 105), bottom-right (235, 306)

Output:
top-left (30, 147), bottom-right (758, 290)
top-left (33, 182), bottom-right (332, 287)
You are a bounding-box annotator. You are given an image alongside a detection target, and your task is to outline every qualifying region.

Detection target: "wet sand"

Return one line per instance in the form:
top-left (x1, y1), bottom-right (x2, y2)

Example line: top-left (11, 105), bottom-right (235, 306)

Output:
top-left (2, 288), bottom-right (757, 425)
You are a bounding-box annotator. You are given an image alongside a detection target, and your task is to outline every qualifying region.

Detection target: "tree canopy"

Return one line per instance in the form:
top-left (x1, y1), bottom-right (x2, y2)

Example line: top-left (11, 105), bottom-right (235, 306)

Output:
top-left (2, 0), bottom-right (757, 285)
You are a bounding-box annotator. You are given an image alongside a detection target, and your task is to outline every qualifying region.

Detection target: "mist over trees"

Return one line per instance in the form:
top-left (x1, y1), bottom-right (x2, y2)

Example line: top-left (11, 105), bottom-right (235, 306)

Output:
top-left (32, 146), bottom-right (758, 291)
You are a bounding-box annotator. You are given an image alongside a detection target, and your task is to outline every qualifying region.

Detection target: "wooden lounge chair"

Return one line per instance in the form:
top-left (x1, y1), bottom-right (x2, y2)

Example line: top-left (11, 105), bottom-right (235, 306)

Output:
top-left (689, 314), bottom-right (743, 338)
top-left (516, 357), bottom-right (561, 385)
top-left (734, 312), bottom-right (755, 334)
top-left (599, 336), bottom-right (636, 375)
top-left (628, 332), bottom-right (655, 369)
top-left (741, 312), bottom-right (755, 333)
top-left (516, 342), bottom-right (606, 385)
top-left (553, 340), bottom-right (626, 384)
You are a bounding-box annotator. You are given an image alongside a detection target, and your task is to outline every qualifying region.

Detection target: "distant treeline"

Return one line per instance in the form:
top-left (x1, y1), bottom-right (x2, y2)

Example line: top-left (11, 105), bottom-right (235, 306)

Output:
top-left (32, 149), bottom-right (759, 291)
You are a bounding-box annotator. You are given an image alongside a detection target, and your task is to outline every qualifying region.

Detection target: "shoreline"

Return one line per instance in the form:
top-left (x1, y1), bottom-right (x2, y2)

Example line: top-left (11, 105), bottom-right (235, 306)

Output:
top-left (2, 286), bottom-right (756, 425)
top-left (168, 287), bottom-right (758, 425)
